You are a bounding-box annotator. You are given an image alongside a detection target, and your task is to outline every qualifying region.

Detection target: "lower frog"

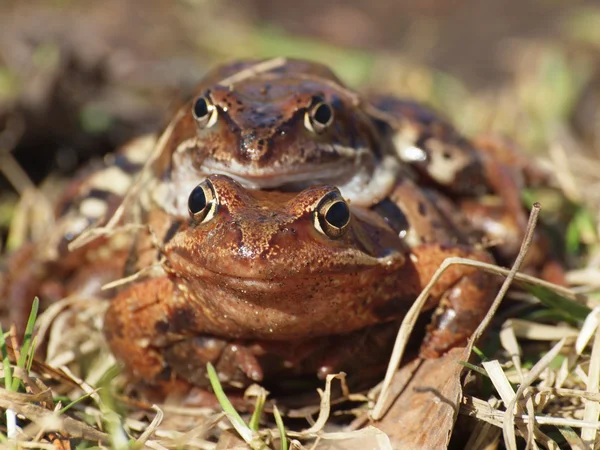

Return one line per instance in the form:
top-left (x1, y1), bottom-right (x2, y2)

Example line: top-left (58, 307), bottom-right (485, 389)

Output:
top-left (104, 174), bottom-right (497, 398)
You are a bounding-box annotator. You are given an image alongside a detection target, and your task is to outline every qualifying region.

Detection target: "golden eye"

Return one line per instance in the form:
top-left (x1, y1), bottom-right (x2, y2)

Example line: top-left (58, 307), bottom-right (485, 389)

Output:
top-left (192, 96), bottom-right (218, 129)
top-left (304, 97), bottom-right (334, 133)
top-left (188, 179), bottom-right (218, 223)
top-left (314, 190), bottom-right (351, 238)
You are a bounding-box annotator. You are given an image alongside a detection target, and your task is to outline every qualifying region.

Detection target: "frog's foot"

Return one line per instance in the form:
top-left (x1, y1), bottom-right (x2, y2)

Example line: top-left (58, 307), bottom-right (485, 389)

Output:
top-left (473, 135), bottom-right (551, 188)
top-left (162, 337), bottom-right (265, 388)
top-left (408, 244), bottom-right (498, 359)
top-left (419, 270), bottom-right (496, 358)
top-left (104, 277), bottom-right (266, 391)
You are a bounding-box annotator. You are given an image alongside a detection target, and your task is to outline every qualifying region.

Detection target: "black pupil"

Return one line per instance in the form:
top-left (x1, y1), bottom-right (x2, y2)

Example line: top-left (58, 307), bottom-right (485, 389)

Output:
top-left (325, 201), bottom-right (349, 228)
top-left (188, 185), bottom-right (207, 215)
top-left (313, 103), bottom-right (332, 125)
top-left (193, 97), bottom-right (209, 118)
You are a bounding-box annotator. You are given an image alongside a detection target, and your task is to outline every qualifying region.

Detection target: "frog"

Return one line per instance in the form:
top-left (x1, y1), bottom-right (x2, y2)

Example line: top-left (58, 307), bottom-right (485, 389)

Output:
top-left (103, 174), bottom-right (497, 397)
top-left (39, 58), bottom-right (543, 272)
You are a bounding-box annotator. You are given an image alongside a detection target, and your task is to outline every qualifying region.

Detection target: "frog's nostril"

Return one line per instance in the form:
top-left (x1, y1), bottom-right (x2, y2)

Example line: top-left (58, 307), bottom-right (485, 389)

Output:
top-left (240, 132), bottom-right (270, 161)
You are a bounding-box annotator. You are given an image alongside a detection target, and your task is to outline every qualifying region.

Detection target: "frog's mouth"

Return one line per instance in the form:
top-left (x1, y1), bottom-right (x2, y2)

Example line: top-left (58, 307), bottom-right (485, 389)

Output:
top-left (202, 154), bottom-right (401, 207)
top-left (168, 248), bottom-right (403, 286)
top-left (201, 158), bottom-right (358, 189)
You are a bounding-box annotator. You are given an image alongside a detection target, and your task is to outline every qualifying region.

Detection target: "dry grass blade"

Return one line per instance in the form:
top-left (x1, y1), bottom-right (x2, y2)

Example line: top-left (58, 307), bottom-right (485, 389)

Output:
top-left (481, 361), bottom-right (551, 448)
top-left (500, 322), bottom-right (524, 382)
top-left (470, 204), bottom-right (541, 349)
top-left (464, 398), bottom-right (502, 450)
top-left (133, 405), bottom-right (164, 449)
top-left (503, 319), bottom-right (579, 341)
top-left (0, 396), bottom-right (110, 444)
top-left (101, 256), bottom-right (166, 290)
top-left (289, 373), bottom-right (346, 437)
top-left (576, 306), bottom-right (600, 354)
top-left (218, 57), bottom-right (287, 86)
top-left (0, 114), bottom-right (30, 194)
top-left (503, 338), bottom-right (567, 449)
top-left (581, 323), bottom-right (600, 444)
top-left (167, 413), bottom-right (224, 448)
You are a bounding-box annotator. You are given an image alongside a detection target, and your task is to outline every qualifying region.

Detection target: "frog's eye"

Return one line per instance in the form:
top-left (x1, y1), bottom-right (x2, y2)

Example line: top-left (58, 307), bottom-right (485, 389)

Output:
top-left (188, 179), bottom-right (218, 223)
top-left (314, 191), bottom-right (351, 238)
top-left (304, 97), bottom-right (334, 133)
top-left (192, 96), bottom-right (218, 129)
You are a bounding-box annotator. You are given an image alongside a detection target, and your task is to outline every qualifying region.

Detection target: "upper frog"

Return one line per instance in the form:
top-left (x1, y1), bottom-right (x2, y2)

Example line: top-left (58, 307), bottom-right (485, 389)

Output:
top-left (151, 58), bottom-right (400, 215)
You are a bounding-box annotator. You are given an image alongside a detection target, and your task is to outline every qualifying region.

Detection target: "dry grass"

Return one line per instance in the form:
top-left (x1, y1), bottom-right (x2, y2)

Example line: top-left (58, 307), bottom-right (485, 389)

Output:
top-left (2, 4), bottom-right (600, 448)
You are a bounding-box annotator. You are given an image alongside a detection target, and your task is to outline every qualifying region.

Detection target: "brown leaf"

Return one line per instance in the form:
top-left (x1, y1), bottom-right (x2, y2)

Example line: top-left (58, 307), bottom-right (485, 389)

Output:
top-left (373, 347), bottom-right (468, 449)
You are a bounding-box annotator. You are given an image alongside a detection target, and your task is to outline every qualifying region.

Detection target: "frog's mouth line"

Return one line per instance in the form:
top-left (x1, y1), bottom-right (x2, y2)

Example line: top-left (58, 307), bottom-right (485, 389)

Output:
top-left (168, 250), bottom-right (402, 286)
top-left (201, 155), bottom-right (366, 190)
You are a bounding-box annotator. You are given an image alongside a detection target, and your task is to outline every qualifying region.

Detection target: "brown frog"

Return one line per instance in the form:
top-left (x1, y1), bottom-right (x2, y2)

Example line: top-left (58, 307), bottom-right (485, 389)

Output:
top-left (104, 174), bottom-right (497, 396)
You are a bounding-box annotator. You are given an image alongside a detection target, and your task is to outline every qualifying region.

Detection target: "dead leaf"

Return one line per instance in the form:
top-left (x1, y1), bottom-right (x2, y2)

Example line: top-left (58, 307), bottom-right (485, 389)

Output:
top-left (373, 347), bottom-right (468, 449)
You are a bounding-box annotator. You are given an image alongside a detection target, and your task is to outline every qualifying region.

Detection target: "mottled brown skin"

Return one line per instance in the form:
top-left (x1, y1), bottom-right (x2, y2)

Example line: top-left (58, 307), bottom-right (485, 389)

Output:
top-left (104, 175), bottom-right (496, 394)
top-left (367, 96), bottom-right (562, 275)
top-left (151, 58), bottom-right (397, 216)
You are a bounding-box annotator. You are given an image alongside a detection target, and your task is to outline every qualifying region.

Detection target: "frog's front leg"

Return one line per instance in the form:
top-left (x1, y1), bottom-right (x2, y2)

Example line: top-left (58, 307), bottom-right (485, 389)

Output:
top-left (409, 244), bottom-right (499, 358)
top-left (104, 277), bottom-right (263, 390)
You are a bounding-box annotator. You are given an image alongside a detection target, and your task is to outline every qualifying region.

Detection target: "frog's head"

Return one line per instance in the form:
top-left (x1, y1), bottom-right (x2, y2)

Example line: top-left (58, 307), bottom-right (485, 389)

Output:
top-left (153, 59), bottom-right (400, 216)
top-left (163, 174), bottom-right (409, 339)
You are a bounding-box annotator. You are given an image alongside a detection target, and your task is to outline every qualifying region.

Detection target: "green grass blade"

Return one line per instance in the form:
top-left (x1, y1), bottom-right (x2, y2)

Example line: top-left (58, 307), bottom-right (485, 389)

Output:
top-left (17, 297), bottom-right (38, 368)
top-left (12, 298), bottom-right (39, 391)
top-left (206, 363), bottom-right (268, 449)
top-left (0, 326), bottom-right (13, 391)
top-left (458, 361), bottom-right (489, 377)
top-left (206, 363), bottom-right (247, 431)
top-left (525, 284), bottom-right (591, 323)
top-left (26, 336), bottom-right (38, 373)
top-left (248, 389), bottom-right (267, 432)
top-left (471, 346), bottom-right (488, 362)
top-left (273, 405), bottom-right (288, 450)
top-left (59, 391), bottom-right (98, 415)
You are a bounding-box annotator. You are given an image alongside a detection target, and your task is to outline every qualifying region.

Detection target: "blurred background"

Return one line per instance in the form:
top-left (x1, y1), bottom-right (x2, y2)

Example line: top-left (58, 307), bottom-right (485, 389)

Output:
top-left (1, 0), bottom-right (600, 244)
